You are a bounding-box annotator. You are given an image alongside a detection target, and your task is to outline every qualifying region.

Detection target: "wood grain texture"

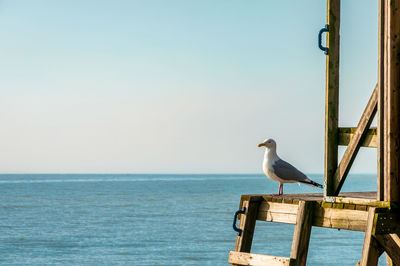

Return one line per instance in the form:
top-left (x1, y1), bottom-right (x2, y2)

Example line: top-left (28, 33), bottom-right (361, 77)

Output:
top-left (377, 0), bottom-right (386, 201)
top-left (312, 204), bottom-right (369, 231)
top-left (374, 213), bottom-right (400, 235)
top-left (383, 0), bottom-right (390, 204)
top-left (290, 201), bottom-right (314, 266)
top-left (338, 128), bottom-right (377, 148)
top-left (234, 200), bottom-right (260, 254)
top-left (257, 202), bottom-right (299, 224)
top-left (333, 85), bottom-right (378, 196)
top-left (229, 251), bottom-right (295, 266)
top-left (245, 192), bottom-right (396, 208)
top-left (255, 196), bottom-right (370, 231)
top-left (386, 253), bottom-right (395, 266)
top-left (375, 234), bottom-right (400, 265)
top-left (360, 207), bottom-right (382, 266)
top-left (324, 0), bottom-right (341, 197)
top-left (384, 0), bottom-right (400, 203)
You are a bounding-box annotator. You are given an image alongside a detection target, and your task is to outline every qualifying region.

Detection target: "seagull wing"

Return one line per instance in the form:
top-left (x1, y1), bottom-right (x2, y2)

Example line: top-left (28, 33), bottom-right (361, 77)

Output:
top-left (273, 159), bottom-right (323, 188)
top-left (272, 159), bottom-right (309, 183)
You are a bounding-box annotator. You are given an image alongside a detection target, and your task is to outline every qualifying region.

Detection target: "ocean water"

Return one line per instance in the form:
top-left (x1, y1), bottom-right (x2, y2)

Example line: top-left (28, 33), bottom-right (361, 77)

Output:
top-left (0, 174), bottom-right (387, 265)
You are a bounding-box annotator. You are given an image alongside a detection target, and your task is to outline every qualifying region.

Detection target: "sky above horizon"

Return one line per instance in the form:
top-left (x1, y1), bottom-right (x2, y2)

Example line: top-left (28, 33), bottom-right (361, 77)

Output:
top-left (0, 0), bottom-right (379, 174)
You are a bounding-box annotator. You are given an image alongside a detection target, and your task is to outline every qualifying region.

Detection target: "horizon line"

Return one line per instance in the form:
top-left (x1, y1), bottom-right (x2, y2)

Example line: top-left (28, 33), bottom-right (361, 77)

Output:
top-left (0, 172), bottom-right (377, 175)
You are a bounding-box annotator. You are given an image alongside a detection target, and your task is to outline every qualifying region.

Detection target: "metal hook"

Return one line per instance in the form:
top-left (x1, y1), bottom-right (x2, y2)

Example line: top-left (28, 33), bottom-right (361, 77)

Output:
top-left (318, 24), bottom-right (329, 55)
top-left (232, 207), bottom-right (246, 236)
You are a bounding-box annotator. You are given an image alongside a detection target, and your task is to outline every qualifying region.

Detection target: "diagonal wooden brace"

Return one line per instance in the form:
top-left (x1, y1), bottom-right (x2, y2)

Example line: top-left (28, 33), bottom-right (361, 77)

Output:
top-left (375, 234), bottom-right (400, 265)
top-left (332, 84), bottom-right (378, 196)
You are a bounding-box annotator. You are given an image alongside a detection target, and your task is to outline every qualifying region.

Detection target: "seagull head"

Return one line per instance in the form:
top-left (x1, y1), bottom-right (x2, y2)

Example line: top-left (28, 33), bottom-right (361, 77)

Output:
top-left (258, 138), bottom-right (276, 149)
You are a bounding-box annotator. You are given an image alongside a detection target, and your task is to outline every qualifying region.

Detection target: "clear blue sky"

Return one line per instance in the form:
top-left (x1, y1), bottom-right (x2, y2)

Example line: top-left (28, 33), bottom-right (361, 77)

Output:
top-left (0, 0), bottom-right (379, 173)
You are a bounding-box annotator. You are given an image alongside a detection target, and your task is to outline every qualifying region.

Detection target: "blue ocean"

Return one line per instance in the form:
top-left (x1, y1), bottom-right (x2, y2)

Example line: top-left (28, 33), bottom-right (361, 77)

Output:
top-left (0, 174), bottom-right (386, 265)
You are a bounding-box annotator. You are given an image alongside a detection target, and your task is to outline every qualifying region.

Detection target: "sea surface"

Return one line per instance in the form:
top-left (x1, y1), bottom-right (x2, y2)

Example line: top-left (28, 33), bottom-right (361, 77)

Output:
top-left (0, 173), bottom-right (388, 265)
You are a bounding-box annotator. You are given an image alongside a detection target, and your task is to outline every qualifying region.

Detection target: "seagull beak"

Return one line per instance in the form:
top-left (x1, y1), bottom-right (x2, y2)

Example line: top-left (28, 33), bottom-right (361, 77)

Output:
top-left (258, 143), bottom-right (265, 147)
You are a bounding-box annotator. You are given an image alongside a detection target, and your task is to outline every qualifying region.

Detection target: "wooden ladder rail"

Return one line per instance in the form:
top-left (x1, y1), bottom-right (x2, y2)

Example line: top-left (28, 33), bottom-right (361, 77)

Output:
top-left (229, 200), bottom-right (314, 266)
top-left (233, 197), bottom-right (260, 255)
top-left (290, 201), bottom-right (313, 266)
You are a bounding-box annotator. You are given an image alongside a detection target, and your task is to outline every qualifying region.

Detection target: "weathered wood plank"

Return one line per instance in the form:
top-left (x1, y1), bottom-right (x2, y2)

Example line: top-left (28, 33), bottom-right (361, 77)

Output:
top-left (332, 85), bottom-right (378, 195)
top-left (375, 234), bottom-right (400, 265)
top-left (324, 0), bottom-right (341, 197)
top-left (229, 251), bottom-right (295, 266)
top-left (386, 254), bottom-right (395, 266)
top-left (234, 200), bottom-right (261, 254)
top-left (257, 199), bottom-right (370, 231)
top-left (382, 0), bottom-right (390, 205)
top-left (360, 207), bottom-right (382, 266)
top-left (325, 194), bottom-right (392, 208)
top-left (384, 0), bottom-right (400, 203)
top-left (246, 192), bottom-right (395, 208)
top-left (290, 201), bottom-right (314, 266)
top-left (257, 202), bottom-right (299, 224)
top-left (374, 213), bottom-right (400, 235)
top-left (377, 0), bottom-right (385, 201)
top-left (338, 128), bottom-right (377, 148)
top-left (312, 204), bottom-right (369, 231)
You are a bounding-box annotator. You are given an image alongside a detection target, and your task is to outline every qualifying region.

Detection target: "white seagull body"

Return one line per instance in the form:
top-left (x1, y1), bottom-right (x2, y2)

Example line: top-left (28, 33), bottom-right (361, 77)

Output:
top-left (258, 138), bottom-right (322, 195)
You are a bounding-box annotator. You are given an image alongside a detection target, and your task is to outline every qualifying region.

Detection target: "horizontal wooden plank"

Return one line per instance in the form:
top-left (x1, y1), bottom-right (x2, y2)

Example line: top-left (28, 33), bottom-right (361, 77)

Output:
top-left (338, 127), bottom-right (377, 148)
top-left (229, 251), bottom-right (295, 266)
top-left (257, 201), bottom-right (369, 231)
top-left (244, 192), bottom-right (396, 208)
top-left (312, 204), bottom-right (369, 231)
top-left (324, 194), bottom-right (393, 208)
top-left (243, 193), bottom-right (395, 232)
top-left (257, 202), bottom-right (299, 224)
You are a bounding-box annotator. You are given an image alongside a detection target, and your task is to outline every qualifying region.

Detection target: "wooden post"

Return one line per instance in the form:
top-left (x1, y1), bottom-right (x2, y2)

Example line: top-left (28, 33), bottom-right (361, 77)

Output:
top-left (234, 198), bottom-right (260, 253)
top-left (384, 0), bottom-right (400, 202)
top-left (360, 207), bottom-right (382, 266)
top-left (324, 0), bottom-right (341, 197)
top-left (377, 0), bottom-right (386, 201)
top-left (290, 201), bottom-right (313, 266)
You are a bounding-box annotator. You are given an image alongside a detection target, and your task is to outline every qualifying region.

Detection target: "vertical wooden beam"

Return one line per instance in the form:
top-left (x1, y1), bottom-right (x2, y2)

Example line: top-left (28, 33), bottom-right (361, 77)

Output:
top-left (324, 0), bottom-right (341, 197)
top-left (377, 0), bottom-right (386, 201)
top-left (234, 199), bottom-right (260, 254)
top-left (290, 201), bottom-right (313, 266)
top-left (360, 207), bottom-right (382, 266)
top-left (383, 0), bottom-right (390, 203)
top-left (384, 0), bottom-right (400, 202)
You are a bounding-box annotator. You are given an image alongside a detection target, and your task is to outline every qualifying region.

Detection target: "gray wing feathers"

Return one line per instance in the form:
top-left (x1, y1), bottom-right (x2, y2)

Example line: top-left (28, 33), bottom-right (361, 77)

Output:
top-left (272, 159), bottom-right (309, 182)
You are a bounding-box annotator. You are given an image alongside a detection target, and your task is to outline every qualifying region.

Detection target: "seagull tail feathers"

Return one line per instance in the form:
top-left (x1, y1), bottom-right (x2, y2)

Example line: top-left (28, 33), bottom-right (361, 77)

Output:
top-left (299, 179), bottom-right (323, 188)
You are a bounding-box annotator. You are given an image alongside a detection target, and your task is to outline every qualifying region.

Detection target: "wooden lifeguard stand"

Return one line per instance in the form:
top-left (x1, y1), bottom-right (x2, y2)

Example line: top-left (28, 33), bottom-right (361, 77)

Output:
top-left (228, 1), bottom-right (400, 265)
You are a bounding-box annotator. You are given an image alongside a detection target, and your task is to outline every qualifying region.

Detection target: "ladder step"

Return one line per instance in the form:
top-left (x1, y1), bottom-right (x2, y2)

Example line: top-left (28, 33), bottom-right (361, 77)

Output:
top-left (229, 251), bottom-right (296, 266)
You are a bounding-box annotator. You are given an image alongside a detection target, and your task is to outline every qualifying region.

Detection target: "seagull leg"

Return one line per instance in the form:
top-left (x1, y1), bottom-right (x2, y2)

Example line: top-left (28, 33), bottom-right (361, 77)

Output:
top-left (278, 183), bottom-right (283, 196)
top-left (271, 184), bottom-right (282, 196)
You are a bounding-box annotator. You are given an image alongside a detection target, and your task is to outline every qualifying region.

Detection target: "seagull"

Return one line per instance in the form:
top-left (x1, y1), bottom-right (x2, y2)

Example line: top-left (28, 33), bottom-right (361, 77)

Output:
top-left (258, 138), bottom-right (323, 195)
